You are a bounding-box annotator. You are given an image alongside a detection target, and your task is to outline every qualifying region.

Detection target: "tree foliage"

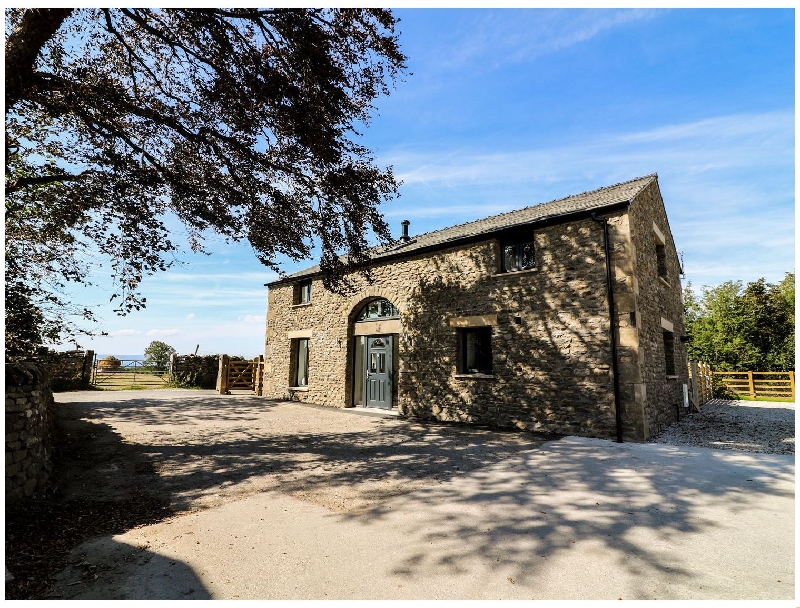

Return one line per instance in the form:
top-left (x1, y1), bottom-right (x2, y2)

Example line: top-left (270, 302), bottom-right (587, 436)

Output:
top-left (5, 8), bottom-right (406, 357)
top-left (143, 340), bottom-right (177, 369)
top-left (684, 273), bottom-right (795, 371)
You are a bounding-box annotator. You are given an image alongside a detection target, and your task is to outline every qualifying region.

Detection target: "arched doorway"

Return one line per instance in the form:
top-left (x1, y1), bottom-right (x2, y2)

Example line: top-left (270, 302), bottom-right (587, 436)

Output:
top-left (351, 298), bottom-right (400, 409)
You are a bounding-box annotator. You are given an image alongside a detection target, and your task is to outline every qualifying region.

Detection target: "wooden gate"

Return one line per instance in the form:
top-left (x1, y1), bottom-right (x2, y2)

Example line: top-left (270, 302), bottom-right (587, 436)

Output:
top-left (217, 355), bottom-right (264, 395)
top-left (687, 361), bottom-right (713, 411)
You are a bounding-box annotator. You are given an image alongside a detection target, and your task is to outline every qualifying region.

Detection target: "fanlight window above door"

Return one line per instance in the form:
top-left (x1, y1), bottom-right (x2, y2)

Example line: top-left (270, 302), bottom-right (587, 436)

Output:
top-left (356, 299), bottom-right (399, 321)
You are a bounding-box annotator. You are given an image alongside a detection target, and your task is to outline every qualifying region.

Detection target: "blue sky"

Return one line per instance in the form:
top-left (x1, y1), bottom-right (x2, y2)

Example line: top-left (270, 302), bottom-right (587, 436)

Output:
top-left (62, 8), bottom-right (794, 357)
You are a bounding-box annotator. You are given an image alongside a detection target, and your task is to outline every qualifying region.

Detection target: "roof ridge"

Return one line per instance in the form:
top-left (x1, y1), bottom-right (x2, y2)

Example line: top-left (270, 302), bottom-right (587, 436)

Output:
top-left (389, 173), bottom-right (657, 244)
top-left (269, 173), bottom-right (659, 285)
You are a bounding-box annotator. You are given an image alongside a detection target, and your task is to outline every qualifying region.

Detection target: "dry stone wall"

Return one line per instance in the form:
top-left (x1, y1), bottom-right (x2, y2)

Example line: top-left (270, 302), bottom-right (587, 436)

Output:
top-left (5, 363), bottom-right (55, 505)
top-left (170, 354), bottom-right (219, 389)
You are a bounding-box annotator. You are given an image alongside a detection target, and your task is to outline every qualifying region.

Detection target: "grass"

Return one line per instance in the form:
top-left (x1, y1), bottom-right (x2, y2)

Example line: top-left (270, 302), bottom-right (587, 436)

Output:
top-left (724, 395), bottom-right (794, 403)
top-left (95, 385), bottom-right (153, 391)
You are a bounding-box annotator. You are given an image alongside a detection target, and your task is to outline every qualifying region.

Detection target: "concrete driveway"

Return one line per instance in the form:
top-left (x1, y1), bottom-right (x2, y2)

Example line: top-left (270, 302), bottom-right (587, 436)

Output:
top-left (51, 391), bottom-right (794, 600)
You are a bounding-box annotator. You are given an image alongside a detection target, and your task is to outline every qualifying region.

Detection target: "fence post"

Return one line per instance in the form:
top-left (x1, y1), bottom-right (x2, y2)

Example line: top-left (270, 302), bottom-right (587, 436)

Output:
top-left (217, 354), bottom-right (230, 394)
top-left (691, 361), bottom-right (700, 408)
top-left (83, 350), bottom-right (95, 387)
top-left (169, 353), bottom-right (178, 376)
top-left (701, 363), bottom-right (714, 403)
top-left (747, 370), bottom-right (755, 399)
top-left (790, 371), bottom-right (795, 401)
top-left (253, 355), bottom-right (264, 396)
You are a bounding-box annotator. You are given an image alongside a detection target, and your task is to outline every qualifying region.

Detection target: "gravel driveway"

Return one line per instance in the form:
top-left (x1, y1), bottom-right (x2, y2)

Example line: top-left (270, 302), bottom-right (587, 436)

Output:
top-left (7, 390), bottom-right (794, 599)
top-left (50, 389), bottom-right (557, 514)
top-left (650, 399), bottom-right (794, 454)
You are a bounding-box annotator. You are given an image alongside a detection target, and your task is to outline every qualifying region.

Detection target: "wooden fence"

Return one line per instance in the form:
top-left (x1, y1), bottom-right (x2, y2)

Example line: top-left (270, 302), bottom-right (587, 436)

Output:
top-left (687, 361), bottom-right (713, 409)
top-left (712, 370), bottom-right (795, 401)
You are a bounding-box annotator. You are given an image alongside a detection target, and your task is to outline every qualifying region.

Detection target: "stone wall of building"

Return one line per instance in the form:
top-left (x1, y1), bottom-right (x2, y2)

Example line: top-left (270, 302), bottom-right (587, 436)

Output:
top-left (5, 363), bottom-right (55, 505)
top-left (265, 213), bottom-right (635, 439)
top-left (626, 180), bottom-right (689, 437)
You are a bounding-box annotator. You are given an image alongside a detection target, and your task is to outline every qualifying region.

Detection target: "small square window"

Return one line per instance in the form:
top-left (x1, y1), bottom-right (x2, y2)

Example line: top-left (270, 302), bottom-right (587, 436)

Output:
top-left (295, 280), bottom-right (312, 304)
top-left (459, 327), bottom-right (493, 374)
top-left (501, 239), bottom-right (535, 272)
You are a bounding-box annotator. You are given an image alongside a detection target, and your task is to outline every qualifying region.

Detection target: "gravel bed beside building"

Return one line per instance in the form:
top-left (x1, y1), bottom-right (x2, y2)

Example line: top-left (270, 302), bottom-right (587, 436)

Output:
top-left (650, 399), bottom-right (794, 454)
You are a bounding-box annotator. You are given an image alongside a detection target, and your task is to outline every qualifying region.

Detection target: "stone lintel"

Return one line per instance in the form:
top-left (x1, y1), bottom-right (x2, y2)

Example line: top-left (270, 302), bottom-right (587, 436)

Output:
top-left (652, 222), bottom-right (666, 245)
top-left (353, 319), bottom-right (401, 336)
top-left (448, 314), bottom-right (498, 328)
top-left (660, 317), bottom-right (674, 332)
top-left (287, 329), bottom-right (313, 339)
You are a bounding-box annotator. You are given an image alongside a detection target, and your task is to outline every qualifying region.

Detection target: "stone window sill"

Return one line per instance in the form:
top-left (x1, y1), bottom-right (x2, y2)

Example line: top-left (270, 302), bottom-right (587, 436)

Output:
top-left (291, 302), bottom-right (313, 309)
top-left (666, 375), bottom-right (679, 381)
top-left (454, 373), bottom-right (496, 380)
top-left (658, 276), bottom-right (670, 288)
top-left (491, 268), bottom-right (538, 279)
top-left (288, 386), bottom-right (309, 391)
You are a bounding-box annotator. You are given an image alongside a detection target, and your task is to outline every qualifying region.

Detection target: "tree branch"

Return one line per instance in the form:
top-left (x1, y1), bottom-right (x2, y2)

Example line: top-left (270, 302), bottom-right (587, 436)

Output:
top-left (5, 8), bottom-right (73, 111)
top-left (5, 171), bottom-right (88, 195)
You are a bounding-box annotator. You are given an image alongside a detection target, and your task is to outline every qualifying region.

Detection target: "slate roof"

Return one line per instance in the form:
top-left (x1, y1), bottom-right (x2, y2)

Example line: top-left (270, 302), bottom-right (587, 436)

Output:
top-left (269, 173), bottom-right (657, 285)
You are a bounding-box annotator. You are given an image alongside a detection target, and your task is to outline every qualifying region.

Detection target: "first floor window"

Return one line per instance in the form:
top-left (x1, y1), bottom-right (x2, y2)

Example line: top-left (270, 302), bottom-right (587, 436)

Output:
top-left (459, 327), bottom-right (493, 374)
top-left (294, 280), bottom-right (312, 304)
top-left (663, 330), bottom-right (675, 376)
top-left (295, 338), bottom-right (309, 386)
top-left (656, 243), bottom-right (668, 281)
top-left (502, 240), bottom-right (535, 272)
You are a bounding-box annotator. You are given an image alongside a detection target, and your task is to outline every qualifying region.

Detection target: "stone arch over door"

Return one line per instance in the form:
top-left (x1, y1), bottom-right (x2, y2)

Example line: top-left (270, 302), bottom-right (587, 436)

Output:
top-left (345, 294), bottom-right (403, 409)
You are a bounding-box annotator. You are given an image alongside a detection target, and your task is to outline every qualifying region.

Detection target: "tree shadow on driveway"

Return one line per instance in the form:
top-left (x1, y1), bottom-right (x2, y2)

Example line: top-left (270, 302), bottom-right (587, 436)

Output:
top-left (339, 437), bottom-right (793, 598)
top-left (10, 390), bottom-right (793, 599)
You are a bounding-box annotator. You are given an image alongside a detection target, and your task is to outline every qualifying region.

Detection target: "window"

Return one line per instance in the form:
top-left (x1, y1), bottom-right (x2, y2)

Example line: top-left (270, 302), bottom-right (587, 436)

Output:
top-left (501, 240), bottom-right (535, 272)
top-left (295, 280), bottom-right (312, 304)
top-left (459, 327), bottom-right (493, 374)
top-left (293, 338), bottom-right (309, 386)
top-left (356, 298), bottom-right (399, 321)
top-left (656, 243), bottom-right (668, 280)
top-left (663, 331), bottom-right (675, 376)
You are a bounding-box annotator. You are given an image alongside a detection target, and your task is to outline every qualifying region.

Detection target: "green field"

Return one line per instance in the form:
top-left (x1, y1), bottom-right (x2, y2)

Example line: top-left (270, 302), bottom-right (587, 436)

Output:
top-left (92, 370), bottom-right (168, 390)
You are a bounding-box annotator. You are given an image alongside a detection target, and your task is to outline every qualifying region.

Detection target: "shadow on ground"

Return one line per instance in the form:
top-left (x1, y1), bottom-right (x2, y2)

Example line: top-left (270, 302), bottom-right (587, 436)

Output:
top-left (6, 390), bottom-right (794, 599)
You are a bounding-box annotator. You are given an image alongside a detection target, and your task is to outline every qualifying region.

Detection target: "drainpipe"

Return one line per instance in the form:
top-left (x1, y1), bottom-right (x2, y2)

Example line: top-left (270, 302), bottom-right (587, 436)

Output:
top-left (591, 213), bottom-right (624, 443)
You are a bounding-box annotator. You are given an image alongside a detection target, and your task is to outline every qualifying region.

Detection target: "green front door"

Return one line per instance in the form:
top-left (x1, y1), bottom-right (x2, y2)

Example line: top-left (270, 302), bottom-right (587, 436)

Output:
top-left (366, 336), bottom-right (392, 409)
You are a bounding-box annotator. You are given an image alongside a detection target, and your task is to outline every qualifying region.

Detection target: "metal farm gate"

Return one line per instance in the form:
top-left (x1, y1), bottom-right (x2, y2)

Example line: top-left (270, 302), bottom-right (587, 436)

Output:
top-left (92, 357), bottom-right (169, 389)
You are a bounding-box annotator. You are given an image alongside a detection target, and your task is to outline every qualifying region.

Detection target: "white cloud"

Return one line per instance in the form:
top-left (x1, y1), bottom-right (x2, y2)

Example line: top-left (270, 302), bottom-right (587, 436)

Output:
top-left (387, 110), bottom-right (793, 189)
top-left (239, 315), bottom-right (266, 324)
top-left (185, 313), bottom-right (195, 320)
top-left (109, 329), bottom-right (140, 336)
top-left (147, 328), bottom-right (183, 337)
top-left (437, 9), bottom-right (662, 70)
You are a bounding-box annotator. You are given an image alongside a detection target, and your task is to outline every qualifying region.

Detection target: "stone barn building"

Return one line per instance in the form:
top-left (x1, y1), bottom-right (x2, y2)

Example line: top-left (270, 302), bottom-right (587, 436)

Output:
top-left (262, 174), bottom-right (688, 441)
